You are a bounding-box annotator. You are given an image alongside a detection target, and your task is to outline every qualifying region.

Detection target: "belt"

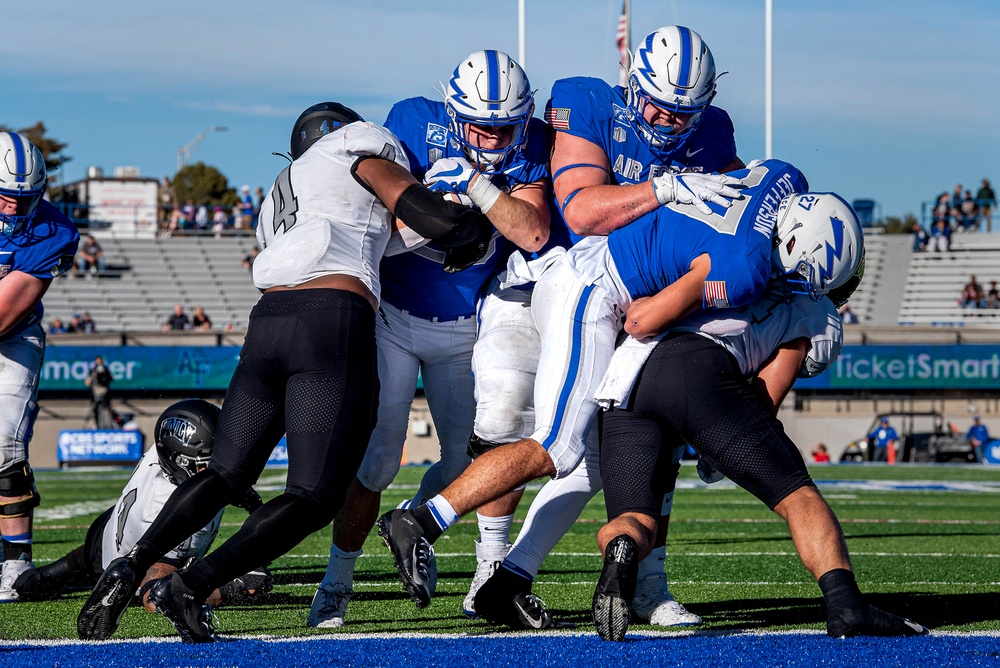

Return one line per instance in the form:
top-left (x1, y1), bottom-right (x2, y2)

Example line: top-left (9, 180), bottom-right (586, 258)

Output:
top-left (403, 310), bottom-right (475, 323)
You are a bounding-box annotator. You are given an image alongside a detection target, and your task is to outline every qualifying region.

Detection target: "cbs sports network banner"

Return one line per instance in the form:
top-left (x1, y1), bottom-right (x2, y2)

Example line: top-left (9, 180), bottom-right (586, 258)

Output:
top-left (794, 344), bottom-right (1000, 390)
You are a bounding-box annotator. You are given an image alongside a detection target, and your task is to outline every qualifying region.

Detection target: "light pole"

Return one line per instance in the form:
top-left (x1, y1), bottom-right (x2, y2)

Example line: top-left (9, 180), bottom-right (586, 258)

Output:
top-left (177, 126), bottom-right (226, 171)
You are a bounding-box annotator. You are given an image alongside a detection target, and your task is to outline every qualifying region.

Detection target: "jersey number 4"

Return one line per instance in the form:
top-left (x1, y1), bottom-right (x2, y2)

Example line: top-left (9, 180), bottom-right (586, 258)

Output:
top-left (270, 166), bottom-right (299, 235)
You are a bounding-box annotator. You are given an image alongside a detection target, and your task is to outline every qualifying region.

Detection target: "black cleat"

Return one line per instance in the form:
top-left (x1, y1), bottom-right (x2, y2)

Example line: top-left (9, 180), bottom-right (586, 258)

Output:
top-left (147, 572), bottom-right (216, 643)
top-left (827, 603), bottom-right (929, 638)
top-left (376, 509), bottom-right (437, 609)
top-left (592, 534), bottom-right (639, 642)
top-left (475, 564), bottom-right (574, 630)
top-left (13, 568), bottom-right (61, 601)
top-left (77, 557), bottom-right (138, 640)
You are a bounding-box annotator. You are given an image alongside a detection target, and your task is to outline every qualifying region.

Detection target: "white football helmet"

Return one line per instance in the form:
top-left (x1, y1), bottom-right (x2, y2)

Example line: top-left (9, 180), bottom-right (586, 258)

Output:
top-left (0, 131), bottom-right (48, 236)
top-left (444, 50), bottom-right (534, 170)
top-left (772, 193), bottom-right (865, 301)
top-left (626, 26), bottom-right (717, 151)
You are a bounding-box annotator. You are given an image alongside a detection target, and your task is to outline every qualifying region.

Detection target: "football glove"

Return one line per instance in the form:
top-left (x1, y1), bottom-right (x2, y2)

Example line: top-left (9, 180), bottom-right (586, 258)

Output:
top-left (651, 172), bottom-right (742, 214)
top-left (425, 157), bottom-right (479, 194)
top-left (443, 217), bottom-right (495, 273)
top-left (230, 487), bottom-right (264, 514)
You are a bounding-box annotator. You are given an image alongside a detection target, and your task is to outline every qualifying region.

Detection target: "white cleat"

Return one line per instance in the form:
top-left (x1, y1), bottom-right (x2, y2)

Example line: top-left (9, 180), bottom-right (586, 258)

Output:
top-left (0, 558), bottom-right (33, 603)
top-left (631, 573), bottom-right (702, 627)
top-left (307, 581), bottom-right (354, 628)
top-left (462, 540), bottom-right (512, 617)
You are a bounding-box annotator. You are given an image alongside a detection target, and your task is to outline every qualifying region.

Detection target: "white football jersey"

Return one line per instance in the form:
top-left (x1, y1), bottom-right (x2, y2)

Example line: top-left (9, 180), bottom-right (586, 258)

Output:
top-left (101, 447), bottom-right (223, 569)
top-left (253, 121), bottom-right (410, 301)
top-left (673, 281), bottom-right (843, 377)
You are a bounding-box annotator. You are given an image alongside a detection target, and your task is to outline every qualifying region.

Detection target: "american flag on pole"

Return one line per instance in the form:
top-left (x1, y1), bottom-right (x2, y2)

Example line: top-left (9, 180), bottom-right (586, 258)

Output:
top-left (704, 280), bottom-right (730, 309)
top-left (616, 0), bottom-right (631, 87)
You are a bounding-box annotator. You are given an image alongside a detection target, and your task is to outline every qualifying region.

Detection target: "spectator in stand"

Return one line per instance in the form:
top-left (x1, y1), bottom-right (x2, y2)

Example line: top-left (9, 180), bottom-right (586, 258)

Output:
top-left (85, 355), bottom-right (116, 429)
top-left (66, 314), bottom-right (82, 334)
top-left (959, 275), bottom-right (986, 309)
top-left (911, 221), bottom-right (928, 252)
top-left (241, 248), bottom-right (259, 272)
top-left (987, 281), bottom-right (1000, 309)
top-left (195, 204), bottom-right (209, 232)
top-left (928, 217), bottom-right (951, 252)
top-left (181, 201), bottom-right (196, 231)
top-left (950, 184), bottom-right (964, 220)
top-left (76, 235), bottom-right (105, 277)
top-left (238, 186), bottom-right (254, 231)
top-left (48, 318), bottom-right (67, 334)
top-left (230, 204), bottom-right (242, 233)
top-left (811, 443), bottom-right (831, 463)
top-left (211, 206), bottom-right (228, 239)
top-left (159, 177), bottom-right (178, 228)
top-left (967, 415), bottom-right (990, 464)
top-left (79, 312), bottom-right (96, 334)
top-left (162, 304), bottom-right (190, 331)
top-left (932, 192), bottom-right (951, 227)
top-left (959, 191), bottom-right (979, 232)
top-left (191, 306), bottom-right (212, 331)
top-left (868, 416), bottom-right (899, 463)
top-left (253, 186), bottom-right (265, 222)
top-left (839, 304), bottom-right (859, 324)
top-left (976, 178), bottom-right (996, 232)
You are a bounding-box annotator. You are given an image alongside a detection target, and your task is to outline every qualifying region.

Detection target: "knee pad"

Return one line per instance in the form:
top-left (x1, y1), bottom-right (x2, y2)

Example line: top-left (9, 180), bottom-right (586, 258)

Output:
top-left (0, 462), bottom-right (41, 518)
top-left (467, 434), bottom-right (507, 459)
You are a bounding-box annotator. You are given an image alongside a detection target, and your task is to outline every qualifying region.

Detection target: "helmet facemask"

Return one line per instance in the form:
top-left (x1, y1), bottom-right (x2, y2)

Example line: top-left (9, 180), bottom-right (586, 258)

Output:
top-left (444, 50), bottom-right (535, 173)
top-left (0, 132), bottom-right (48, 236)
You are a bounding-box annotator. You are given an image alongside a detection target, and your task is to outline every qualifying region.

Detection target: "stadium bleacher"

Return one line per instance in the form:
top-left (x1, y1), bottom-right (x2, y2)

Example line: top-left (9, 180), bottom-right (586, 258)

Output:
top-left (44, 234), bottom-right (261, 331)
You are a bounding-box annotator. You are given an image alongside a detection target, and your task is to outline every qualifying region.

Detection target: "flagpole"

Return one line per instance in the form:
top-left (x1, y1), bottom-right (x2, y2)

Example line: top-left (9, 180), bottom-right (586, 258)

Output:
top-left (617, 0), bottom-right (631, 87)
top-left (765, 0), bottom-right (773, 159)
top-left (519, 0), bottom-right (526, 68)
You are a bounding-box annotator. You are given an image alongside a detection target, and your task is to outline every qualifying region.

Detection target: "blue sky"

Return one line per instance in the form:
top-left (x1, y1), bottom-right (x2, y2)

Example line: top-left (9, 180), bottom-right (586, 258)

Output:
top-left (6, 0), bottom-right (999, 220)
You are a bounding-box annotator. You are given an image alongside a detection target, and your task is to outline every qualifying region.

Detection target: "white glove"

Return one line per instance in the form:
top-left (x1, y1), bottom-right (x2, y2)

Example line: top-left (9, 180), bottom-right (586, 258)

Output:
top-left (651, 172), bottom-right (742, 214)
top-left (425, 157), bottom-right (479, 194)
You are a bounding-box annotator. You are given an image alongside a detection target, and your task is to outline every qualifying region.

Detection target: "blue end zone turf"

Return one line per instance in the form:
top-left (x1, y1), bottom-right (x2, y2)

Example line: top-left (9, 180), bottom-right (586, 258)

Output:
top-left (3, 632), bottom-right (998, 668)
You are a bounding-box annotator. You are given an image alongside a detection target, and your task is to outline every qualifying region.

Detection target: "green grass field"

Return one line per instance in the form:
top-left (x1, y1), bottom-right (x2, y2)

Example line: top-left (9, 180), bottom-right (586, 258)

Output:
top-left (3, 463), bottom-right (998, 641)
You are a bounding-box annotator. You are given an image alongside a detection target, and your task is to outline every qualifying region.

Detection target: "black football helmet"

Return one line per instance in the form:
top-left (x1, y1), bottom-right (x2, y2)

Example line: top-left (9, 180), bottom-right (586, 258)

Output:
top-left (154, 399), bottom-right (221, 484)
top-left (290, 102), bottom-right (364, 160)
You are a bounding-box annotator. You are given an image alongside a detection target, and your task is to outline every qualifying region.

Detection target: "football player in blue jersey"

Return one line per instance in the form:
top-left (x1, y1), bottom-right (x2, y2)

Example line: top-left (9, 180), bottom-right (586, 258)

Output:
top-left (0, 131), bottom-right (79, 602)
top-left (377, 161), bottom-right (864, 628)
top-left (307, 50), bottom-right (553, 628)
top-left (591, 259), bottom-right (927, 641)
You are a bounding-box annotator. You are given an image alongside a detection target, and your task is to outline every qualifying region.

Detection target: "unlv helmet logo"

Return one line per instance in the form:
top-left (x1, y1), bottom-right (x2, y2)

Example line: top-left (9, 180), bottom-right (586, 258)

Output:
top-left (161, 416), bottom-right (197, 445)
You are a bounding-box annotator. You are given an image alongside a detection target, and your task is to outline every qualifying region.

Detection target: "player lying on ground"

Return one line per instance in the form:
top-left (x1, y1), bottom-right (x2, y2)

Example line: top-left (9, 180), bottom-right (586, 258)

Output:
top-left (13, 400), bottom-right (271, 609)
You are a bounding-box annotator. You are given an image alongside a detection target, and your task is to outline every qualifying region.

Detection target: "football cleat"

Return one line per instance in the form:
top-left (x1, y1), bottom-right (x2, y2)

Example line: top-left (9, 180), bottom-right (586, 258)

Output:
top-left (462, 540), bottom-right (512, 617)
top-left (376, 509), bottom-right (437, 608)
top-left (474, 564), bottom-right (573, 630)
top-left (77, 556), bottom-right (138, 640)
top-left (631, 573), bottom-right (702, 627)
top-left (827, 603), bottom-right (929, 638)
top-left (147, 572), bottom-right (216, 643)
top-left (593, 534), bottom-right (639, 642)
top-left (0, 558), bottom-right (33, 603)
top-left (13, 566), bottom-right (61, 601)
top-left (307, 581), bottom-right (354, 628)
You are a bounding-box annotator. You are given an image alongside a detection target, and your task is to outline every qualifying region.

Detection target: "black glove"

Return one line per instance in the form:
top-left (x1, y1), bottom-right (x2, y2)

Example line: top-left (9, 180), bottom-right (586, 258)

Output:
top-left (442, 217), bottom-right (495, 273)
top-left (218, 566), bottom-right (274, 606)
top-left (230, 487), bottom-right (264, 514)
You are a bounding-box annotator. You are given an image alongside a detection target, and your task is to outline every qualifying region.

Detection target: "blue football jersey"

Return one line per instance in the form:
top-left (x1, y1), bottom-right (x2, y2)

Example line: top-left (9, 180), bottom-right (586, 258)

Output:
top-left (0, 200), bottom-right (80, 336)
top-left (546, 76), bottom-right (738, 191)
top-left (382, 97), bottom-right (550, 317)
top-left (607, 160), bottom-right (809, 310)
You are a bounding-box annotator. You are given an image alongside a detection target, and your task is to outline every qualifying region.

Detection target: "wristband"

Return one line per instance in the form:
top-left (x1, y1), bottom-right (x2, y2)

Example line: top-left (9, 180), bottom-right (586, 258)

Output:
top-left (467, 174), bottom-right (502, 214)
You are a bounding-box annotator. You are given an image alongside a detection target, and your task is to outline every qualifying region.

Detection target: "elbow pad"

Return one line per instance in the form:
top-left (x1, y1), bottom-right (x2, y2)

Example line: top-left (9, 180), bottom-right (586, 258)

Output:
top-left (393, 184), bottom-right (483, 246)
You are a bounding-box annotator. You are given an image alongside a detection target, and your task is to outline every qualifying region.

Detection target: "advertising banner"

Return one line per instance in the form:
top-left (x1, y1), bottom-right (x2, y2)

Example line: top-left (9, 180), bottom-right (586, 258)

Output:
top-left (795, 344), bottom-right (1000, 390)
top-left (57, 430), bottom-right (144, 464)
top-left (41, 347), bottom-right (241, 391)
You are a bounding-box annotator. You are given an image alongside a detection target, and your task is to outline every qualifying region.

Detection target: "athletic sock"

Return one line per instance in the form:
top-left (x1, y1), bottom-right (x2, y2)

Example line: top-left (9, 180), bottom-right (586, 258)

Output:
top-left (412, 495), bottom-right (458, 540)
top-left (322, 543), bottom-right (362, 587)
top-left (818, 568), bottom-right (865, 612)
top-left (477, 513), bottom-right (514, 548)
top-left (637, 545), bottom-right (666, 582)
top-left (3, 534), bottom-right (32, 562)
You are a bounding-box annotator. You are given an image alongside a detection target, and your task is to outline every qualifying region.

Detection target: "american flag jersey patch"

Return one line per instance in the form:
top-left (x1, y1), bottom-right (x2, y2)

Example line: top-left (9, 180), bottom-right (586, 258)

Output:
top-left (545, 107), bottom-right (571, 130)
top-left (704, 280), bottom-right (729, 308)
